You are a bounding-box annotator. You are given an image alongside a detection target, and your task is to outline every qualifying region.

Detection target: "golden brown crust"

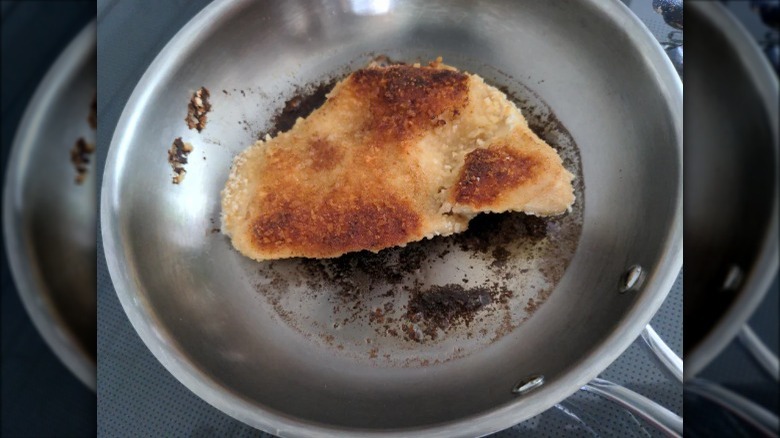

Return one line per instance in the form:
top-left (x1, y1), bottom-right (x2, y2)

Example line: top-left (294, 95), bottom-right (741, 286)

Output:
top-left (250, 194), bottom-right (422, 257)
top-left (308, 138), bottom-right (343, 171)
top-left (453, 145), bottom-right (540, 207)
top-left (349, 66), bottom-right (468, 142)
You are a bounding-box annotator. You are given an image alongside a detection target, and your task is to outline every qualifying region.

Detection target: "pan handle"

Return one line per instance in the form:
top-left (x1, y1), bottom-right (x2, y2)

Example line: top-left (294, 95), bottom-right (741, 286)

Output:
top-left (738, 324), bottom-right (780, 381)
top-left (641, 324), bottom-right (683, 382)
top-left (582, 378), bottom-right (683, 437)
top-left (686, 378), bottom-right (780, 436)
top-left (580, 324), bottom-right (683, 436)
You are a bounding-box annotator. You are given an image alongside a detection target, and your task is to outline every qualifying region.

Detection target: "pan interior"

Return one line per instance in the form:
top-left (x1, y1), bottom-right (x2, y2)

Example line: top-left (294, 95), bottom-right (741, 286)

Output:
top-left (104, 0), bottom-right (681, 431)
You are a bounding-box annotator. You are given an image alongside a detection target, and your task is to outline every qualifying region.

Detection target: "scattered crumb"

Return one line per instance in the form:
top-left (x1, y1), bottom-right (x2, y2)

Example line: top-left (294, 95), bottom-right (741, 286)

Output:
top-left (167, 137), bottom-right (193, 184)
top-left (185, 87), bottom-right (211, 132)
top-left (70, 137), bottom-right (95, 184)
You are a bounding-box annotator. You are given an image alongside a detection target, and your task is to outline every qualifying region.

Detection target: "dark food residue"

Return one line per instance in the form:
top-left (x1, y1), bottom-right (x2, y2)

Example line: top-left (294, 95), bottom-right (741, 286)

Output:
top-left (186, 87), bottom-right (211, 132)
top-left (406, 285), bottom-right (509, 341)
top-left (71, 91), bottom-right (97, 184)
top-left (261, 79), bottom-right (337, 139)
top-left (167, 137), bottom-right (193, 184)
top-left (278, 211), bottom-right (568, 345)
top-left (70, 138), bottom-right (95, 184)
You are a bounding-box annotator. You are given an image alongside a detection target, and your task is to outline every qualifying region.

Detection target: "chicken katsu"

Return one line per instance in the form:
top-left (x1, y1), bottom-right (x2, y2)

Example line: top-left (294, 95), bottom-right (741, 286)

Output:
top-left (221, 58), bottom-right (574, 260)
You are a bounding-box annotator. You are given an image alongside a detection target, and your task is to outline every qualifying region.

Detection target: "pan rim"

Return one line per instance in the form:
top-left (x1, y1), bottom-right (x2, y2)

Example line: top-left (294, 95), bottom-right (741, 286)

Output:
top-left (2, 20), bottom-right (97, 392)
top-left (99, 0), bottom-right (682, 435)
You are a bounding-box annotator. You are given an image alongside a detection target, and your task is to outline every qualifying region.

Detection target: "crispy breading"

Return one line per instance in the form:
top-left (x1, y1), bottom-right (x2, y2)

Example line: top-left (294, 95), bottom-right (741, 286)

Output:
top-left (221, 59), bottom-right (574, 260)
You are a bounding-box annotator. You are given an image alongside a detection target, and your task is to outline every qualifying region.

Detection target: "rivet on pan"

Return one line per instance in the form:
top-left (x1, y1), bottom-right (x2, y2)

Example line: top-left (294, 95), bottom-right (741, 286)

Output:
top-left (512, 375), bottom-right (545, 395)
top-left (619, 265), bottom-right (645, 293)
top-left (722, 265), bottom-right (743, 291)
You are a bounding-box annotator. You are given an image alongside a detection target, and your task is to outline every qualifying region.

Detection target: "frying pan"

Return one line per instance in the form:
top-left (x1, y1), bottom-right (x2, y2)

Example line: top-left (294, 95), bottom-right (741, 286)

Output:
top-left (3, 21), bottom-right (97, 391)
top-left (101, 0), bottom-right (682, 435)
top-left (684, 1), bottom-right (779, 380)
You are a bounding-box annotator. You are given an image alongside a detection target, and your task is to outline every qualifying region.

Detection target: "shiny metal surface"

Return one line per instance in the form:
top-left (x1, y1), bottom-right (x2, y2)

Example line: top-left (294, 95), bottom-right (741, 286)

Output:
top-left (620, 265), bottom-right (646, 293)
top-left (101, 0), bottom-right (681, 435)
top-left (583, 377), bottom-right (683, 437)
top-left (738, 325), bottom-right (780, 381)
top-left (511, 375), bottom-right (545, 396)
top-left (685, 1), bottom-right (780, 379)
top-left (642, 325), bottom-right (683, 383)
top-left (2, 22), bottom-right (96, 390)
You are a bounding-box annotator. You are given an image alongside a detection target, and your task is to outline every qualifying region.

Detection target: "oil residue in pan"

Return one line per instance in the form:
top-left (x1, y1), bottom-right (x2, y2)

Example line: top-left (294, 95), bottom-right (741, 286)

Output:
top-left (248, 67), bottom-right (585, 367)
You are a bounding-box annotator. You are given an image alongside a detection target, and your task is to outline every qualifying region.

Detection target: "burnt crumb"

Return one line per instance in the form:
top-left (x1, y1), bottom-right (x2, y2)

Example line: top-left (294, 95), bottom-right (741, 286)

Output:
top-left (454, 213), bottom-right (548, 253)
top-left (88, 91), bottom-right (97, 130)
top-left (222, 89), bottom-right (228, 95)
top-left (370, 54), bottom-right (405, 67)
top-left (402, 323), bottom-right (425, 342)
top-left (525, 297), bottom-right (539, 313)
top-left (491, 247), bottom-right (511, 268)
top-left (524, 215), bottom-right (548, 238)
top-left (406, 284), bottom-right (493, 334)
top-left (498, 289), bottom-right (514, 304)
top-left (167, 137), bottom-right (193, 184)
top-left (240, 90), bottom-right (246, 97)
top-left (210, 228), bottom-right (221, 234)
top-left (185, 87), bottom-right (211, 132)
top-left (299, 244), bottom-right (428, 292)
top-left (261, 79), bottom-right (338, 139)
top-left (368, 308), bottom-right (385, 324)
top-left (70, 137), bottom-right (95, 184)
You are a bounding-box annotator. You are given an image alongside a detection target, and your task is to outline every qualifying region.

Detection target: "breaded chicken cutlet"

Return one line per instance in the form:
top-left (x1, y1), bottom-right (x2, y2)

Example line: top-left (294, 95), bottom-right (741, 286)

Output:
top-left (221, 58), bottom-right (575, 260)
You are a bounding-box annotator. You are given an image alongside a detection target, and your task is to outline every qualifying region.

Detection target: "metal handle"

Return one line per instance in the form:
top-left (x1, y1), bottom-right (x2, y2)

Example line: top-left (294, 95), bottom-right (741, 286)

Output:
top-left (738, 325), bottom-right (780, 381)
top-left (582, 378), bottom-right (683, 437)
top-left (641, 324), bottom-right (683, 383)
top-left (686, 378), bottom-right (780, 436)
top-left (582, 324), bottom-right (683, 436)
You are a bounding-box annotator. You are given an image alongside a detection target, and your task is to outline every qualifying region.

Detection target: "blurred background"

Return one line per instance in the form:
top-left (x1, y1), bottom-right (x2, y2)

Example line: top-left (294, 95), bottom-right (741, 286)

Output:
top-left (1, 1), bottom-right (96, 437)
top-left (684, 0), bottom-right (779, 436)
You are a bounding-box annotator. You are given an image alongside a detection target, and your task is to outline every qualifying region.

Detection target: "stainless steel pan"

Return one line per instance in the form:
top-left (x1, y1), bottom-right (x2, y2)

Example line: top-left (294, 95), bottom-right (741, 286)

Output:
top-left (101, 0), bottom-right (682, 435)
top-left (3, 21), bottom-right (97, 391)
